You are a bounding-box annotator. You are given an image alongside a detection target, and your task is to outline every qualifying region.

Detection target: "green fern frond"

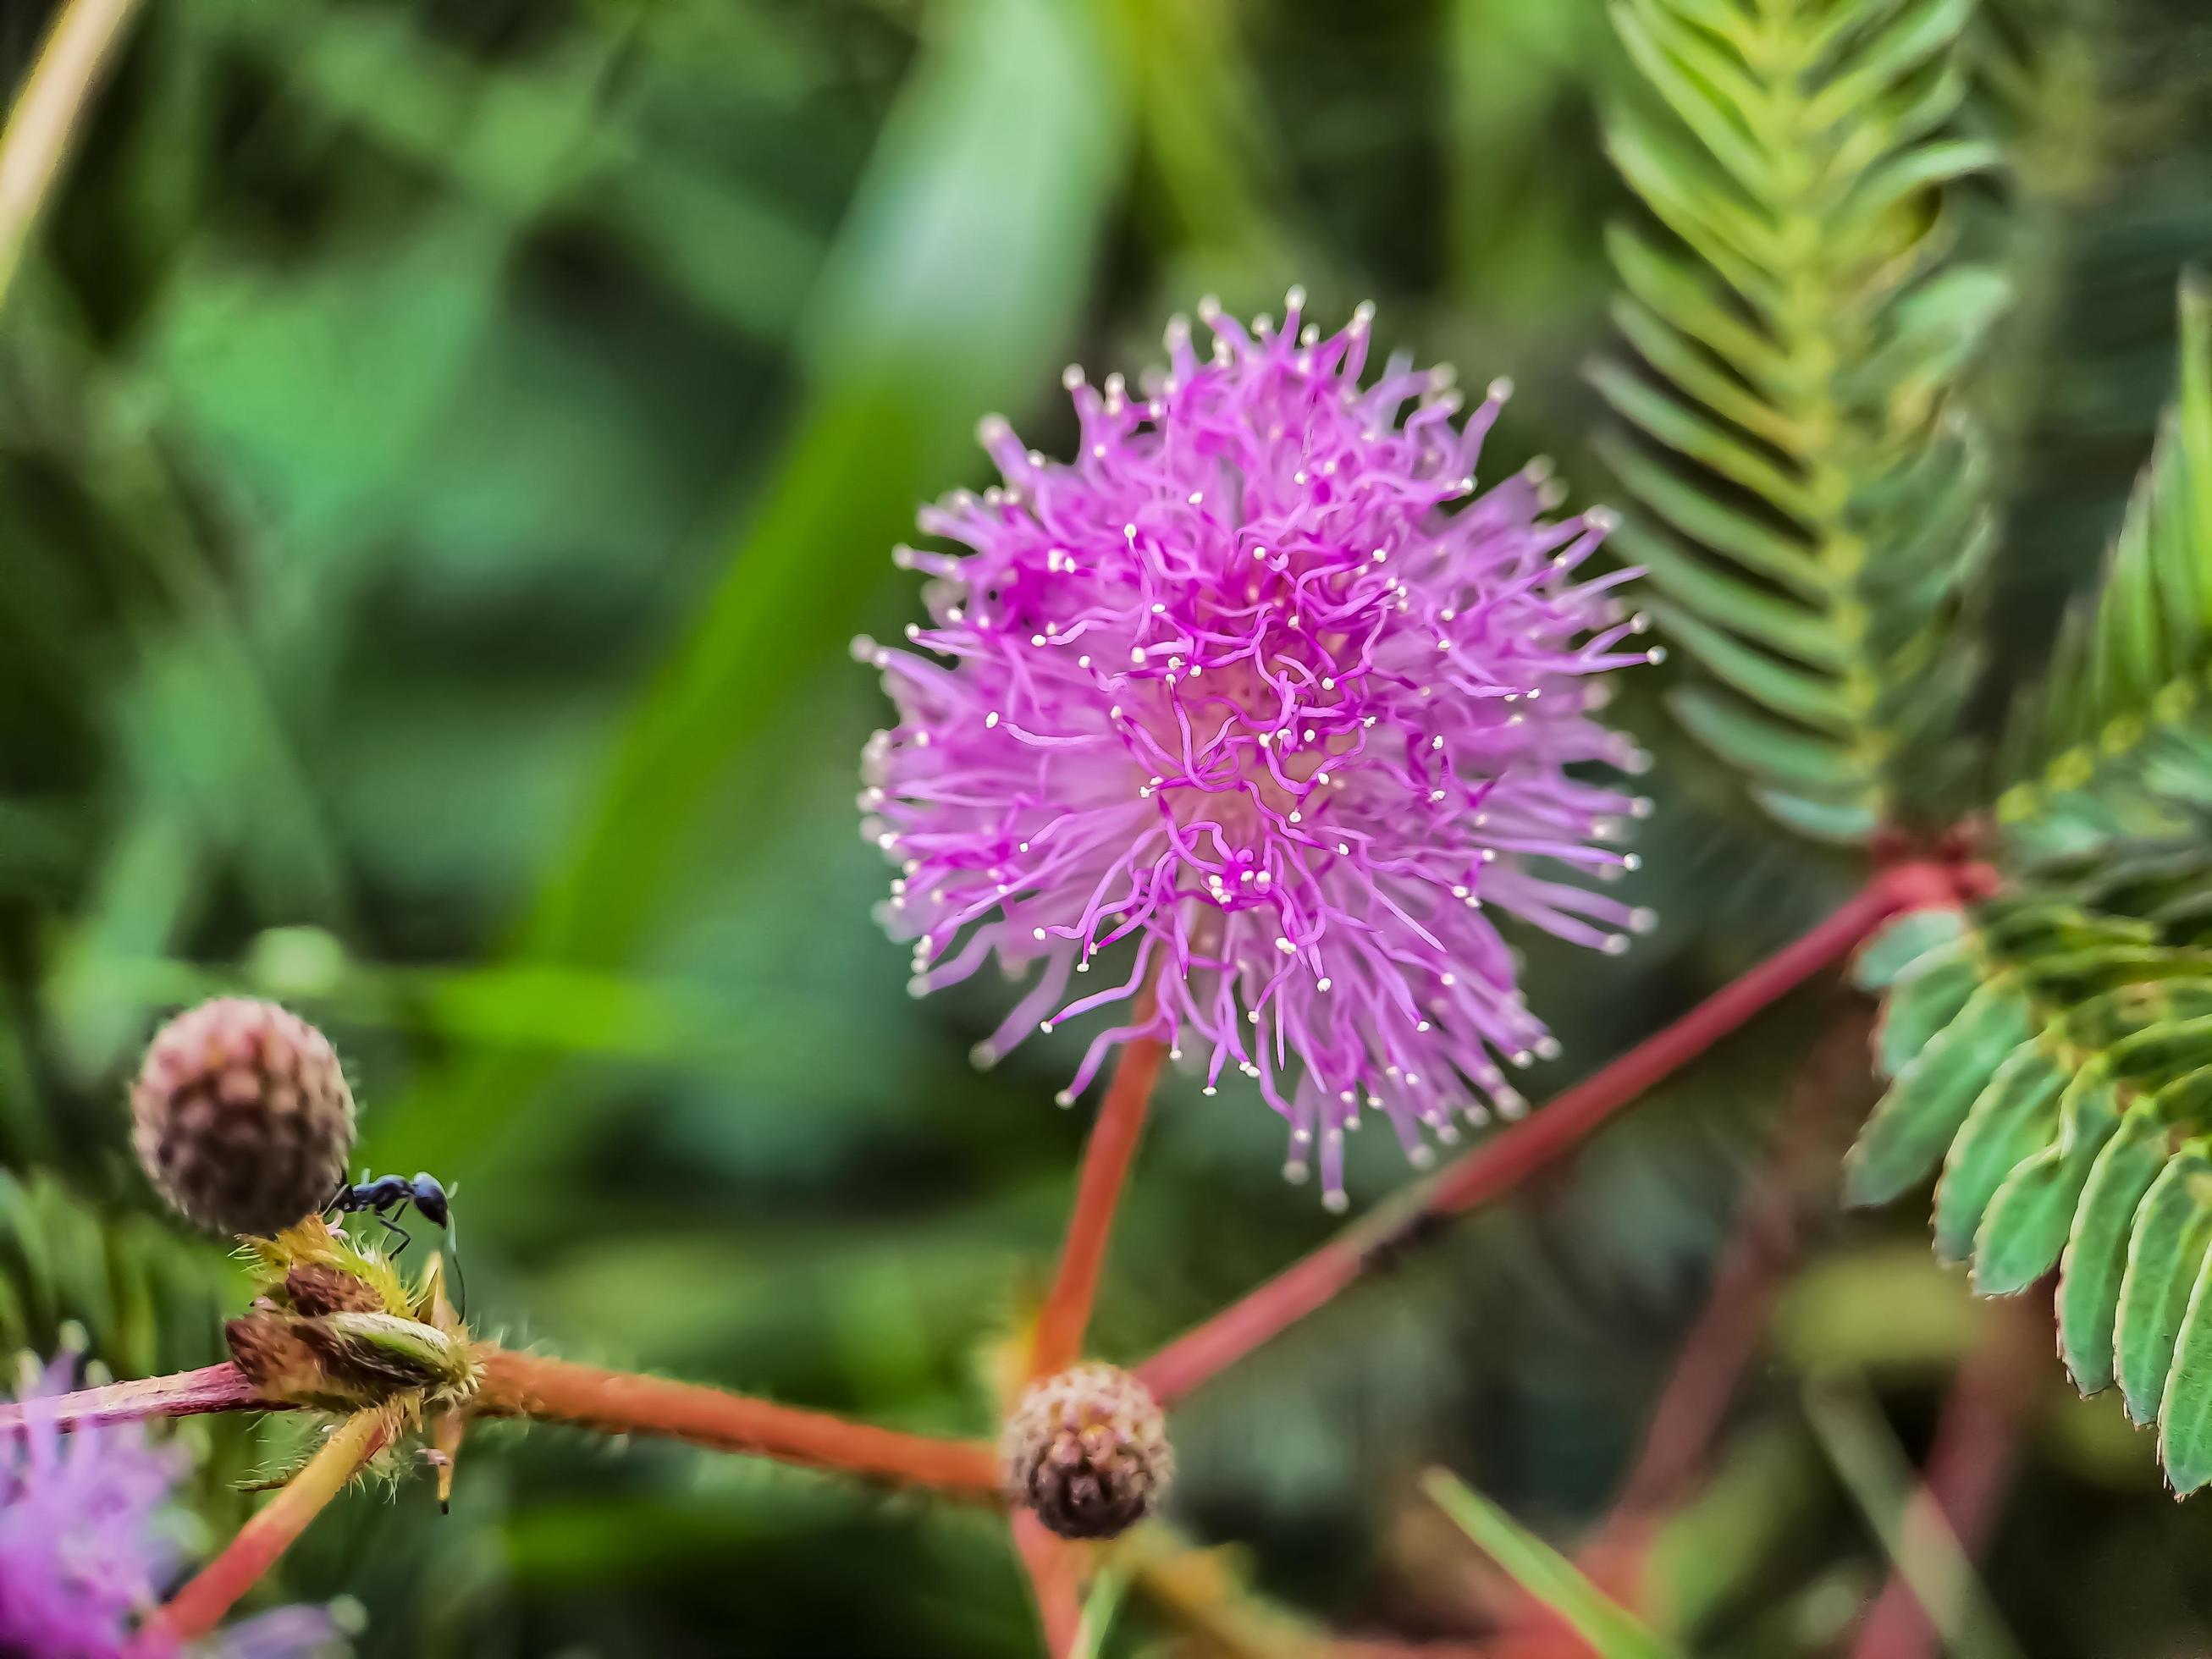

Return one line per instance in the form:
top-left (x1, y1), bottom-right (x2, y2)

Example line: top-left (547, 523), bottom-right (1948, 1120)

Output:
top-left (1600, 0), bottom-right (2007, 841)
top-left (1847, 861), bottom-right (2212, 1491)
top-left (1998, 273), bottom-right (2212, 844)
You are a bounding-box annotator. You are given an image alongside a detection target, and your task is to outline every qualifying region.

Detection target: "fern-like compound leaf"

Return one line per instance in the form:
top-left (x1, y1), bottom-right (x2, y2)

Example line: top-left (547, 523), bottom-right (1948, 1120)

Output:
top-left (1851, 890), bottom-right (2212, 1485)
top-left (1601, 0), bottom-right (2007, 840)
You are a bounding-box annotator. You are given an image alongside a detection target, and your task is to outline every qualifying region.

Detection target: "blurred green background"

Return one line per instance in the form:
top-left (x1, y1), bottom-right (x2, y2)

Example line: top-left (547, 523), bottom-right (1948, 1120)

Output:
top-left (2, 0), bottom-right (2211, 1653)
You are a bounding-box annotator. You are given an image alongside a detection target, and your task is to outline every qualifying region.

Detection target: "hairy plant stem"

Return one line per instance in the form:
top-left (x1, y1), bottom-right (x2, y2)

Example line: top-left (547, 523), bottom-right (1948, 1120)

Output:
top-left (1137, 864), bottom-right (1961, 1405)
top-left (16, 1351), bottom-right (999, 1517)
top-left (0, 1360), bottom-right (273, 1432)
top-left (472, 1348), bottom-right (1001, 1496)
top-left (148, 1405), bottom-right (397, 1645)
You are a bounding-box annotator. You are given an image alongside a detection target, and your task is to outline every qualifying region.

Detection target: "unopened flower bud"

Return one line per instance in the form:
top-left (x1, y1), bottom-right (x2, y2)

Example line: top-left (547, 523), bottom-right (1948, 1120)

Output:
top-left (226, 1309), bottom-right (477, 1411)
top-left (301, 1311), bottom-right (477, 1402)
top-left (284, 1263), bottom-right (388, 1317)
top-left (132, 998), bottom-right (355, 1237)
top-left (226, 1312), bottom-right (331, 1403)
top-left (1001, 1363), bottom-right (1172, 1540)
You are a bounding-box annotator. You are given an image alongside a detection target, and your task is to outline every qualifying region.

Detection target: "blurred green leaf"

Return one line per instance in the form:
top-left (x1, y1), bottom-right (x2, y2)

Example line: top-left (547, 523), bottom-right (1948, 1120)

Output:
top-left (370, 0), bottom-right (1131, 1177)
top-left (1421, 1468), bottom-right (1685, 1659)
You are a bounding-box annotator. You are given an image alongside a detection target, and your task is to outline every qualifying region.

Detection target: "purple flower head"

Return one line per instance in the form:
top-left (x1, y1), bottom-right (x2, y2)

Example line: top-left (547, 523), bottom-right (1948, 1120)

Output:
top-left (0, 1349), bottom-right (186, 1657)
top-left (0, 1347), bottom-right (349, 1659)
top-left (858, 292), bottom-right (1657, 1208)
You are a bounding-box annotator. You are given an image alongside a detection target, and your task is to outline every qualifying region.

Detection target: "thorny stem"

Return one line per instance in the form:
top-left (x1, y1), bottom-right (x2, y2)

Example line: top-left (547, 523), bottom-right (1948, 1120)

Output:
top-left (472, 1348), bottom-right (1002, 1497)
top-left (148, 1406), bottom-right (397, 1645)
top-left (1137, 864), bottom-right (1963, 1406)
top-left (0, 0), bottom-right (145, 308)
top-left (1029, 1016), bottom-right (1167, 1380)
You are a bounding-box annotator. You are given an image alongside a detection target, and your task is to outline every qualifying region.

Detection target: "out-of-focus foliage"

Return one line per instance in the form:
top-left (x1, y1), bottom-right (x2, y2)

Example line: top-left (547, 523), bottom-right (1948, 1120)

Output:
top-left (1, 0), bottom-right (2211, 1654)
top-left (1599, 0), bottom-right (2005, 841)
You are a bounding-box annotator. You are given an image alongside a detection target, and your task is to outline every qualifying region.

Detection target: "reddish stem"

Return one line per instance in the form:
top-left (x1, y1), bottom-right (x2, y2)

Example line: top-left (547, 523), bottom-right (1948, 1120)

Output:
top-left (0, 1361), bottom-right (273, 1433)
top-left (472, 1348), bottom-right (1001, 1497)
top-left (1012, 1006), bottom-right (1168, 1656)
top-left (1012, 1510), bottom-right (1084, 1657)
top-left (1029, 1022), bottom-right (1167, 1381)
top-left (1139, 869), bottom-right (1929, 1406)
top-left (1847, 1293), bottom-right (2044, 1659)
top-left (149, 1406), bottom-right (394, 1645)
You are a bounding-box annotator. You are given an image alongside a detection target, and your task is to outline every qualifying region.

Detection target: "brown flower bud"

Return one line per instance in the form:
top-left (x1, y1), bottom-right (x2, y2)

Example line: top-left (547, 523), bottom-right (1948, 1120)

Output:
top-left (226, 1312), bottom-right (332, 1402)
top-left (132, 998), bottom-right (356, 1237)
top-left (284, 1263), bottom-right (389, 1317)
top-left (1001, 1363), bottom-right (1172, 1540)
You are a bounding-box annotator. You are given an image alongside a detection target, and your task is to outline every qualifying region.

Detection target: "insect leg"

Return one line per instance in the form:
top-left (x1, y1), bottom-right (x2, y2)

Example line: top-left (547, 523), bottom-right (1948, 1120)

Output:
top-left (377, 1209), bottom-right (414, 1255)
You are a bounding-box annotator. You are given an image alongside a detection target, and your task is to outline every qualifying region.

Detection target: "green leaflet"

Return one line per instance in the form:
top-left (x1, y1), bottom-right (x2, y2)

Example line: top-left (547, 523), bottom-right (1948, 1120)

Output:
top-left (1646, 604), bottom-right (1859, 734)
top-left (1974, 1072), bottom-right (2121, 1296)
top-left (2059, 1102), bottom-right (2171, 1397)
top-left (1873, 941), bottom-right (1980, 1078)
top-left (1751, 786), bottom-right (1883, 844)
top-left (1932, 1046), bottom-right (2066, 1264)
top-left (1667, 687), bottom-right (1867, 795)
top-left (1620, 521), bottom-right (1841, 668)
top-left (1856, 907), bottom-right (1970, 992)
top-left (2116, 1143), bottom-right (2212, 1423)
top-left (1847, 983), bottom-right (2034, 1208)
top-left (2159, 1236), bottom-right (2212, 1492)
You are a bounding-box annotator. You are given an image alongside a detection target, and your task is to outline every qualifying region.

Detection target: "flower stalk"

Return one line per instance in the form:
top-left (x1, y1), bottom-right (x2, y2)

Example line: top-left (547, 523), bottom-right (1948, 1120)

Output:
top-left (1012, 1511), bottom-right (1083, 1657)
top-left (0, 1360), bottom-right (275, 1433)
top-left (1029, 1020), bottom-right (1166, 1381)
top-left (1135, 864), bottom-right (1963, 1405)
top-left (146, 1404), bottom-right (397, 1645)
top-left (471, 1349), bottom-right (1002, 1497)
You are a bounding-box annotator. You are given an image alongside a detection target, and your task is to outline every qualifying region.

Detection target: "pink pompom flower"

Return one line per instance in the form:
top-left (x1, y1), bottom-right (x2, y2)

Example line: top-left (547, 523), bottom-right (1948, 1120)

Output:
top-left (0, 1347), bottom-right (346, 1658)
top-left (858, 291), bottom-right (1658, 1208)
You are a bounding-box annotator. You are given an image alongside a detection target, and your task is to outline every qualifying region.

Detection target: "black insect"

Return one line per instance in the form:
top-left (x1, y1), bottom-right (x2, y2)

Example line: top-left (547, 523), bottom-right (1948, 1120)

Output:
top-left (325, 1171), bottom-right (466, 1315)
top-left (328, 1171), bottom-right (450, 1254)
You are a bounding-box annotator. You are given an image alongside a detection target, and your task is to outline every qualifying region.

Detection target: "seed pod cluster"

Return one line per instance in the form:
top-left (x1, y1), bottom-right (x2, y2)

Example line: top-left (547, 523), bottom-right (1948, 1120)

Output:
top-left (131, 998), bottom-right (356, 1237)
top-left (1001, 1363), bottom-right (1172, 1540)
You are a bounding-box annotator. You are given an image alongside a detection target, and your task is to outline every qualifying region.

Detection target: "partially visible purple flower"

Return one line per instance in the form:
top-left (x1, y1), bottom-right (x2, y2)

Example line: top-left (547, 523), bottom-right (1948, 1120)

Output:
top-left (858, 291), bottom-right (1657, 1207)
top-left (0, 1350), bottom-right (185, 1657)
top-left (0, 1348), bottom-right (346, 1659)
